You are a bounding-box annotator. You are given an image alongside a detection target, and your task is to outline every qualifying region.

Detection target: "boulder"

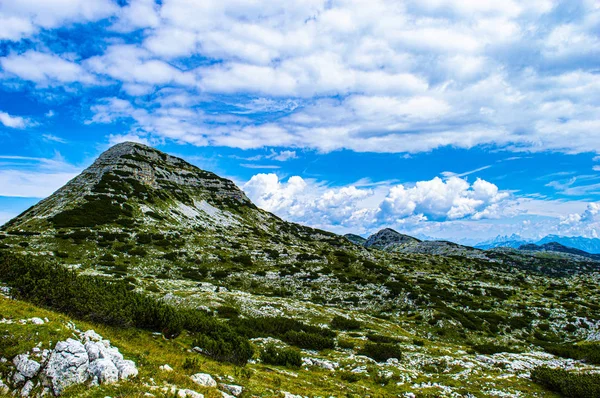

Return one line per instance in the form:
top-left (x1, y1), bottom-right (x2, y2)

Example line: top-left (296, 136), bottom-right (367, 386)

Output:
top-left (42, 338), bottom-right (90, 395)
top-left (190, 373), bottom-right (217, 387)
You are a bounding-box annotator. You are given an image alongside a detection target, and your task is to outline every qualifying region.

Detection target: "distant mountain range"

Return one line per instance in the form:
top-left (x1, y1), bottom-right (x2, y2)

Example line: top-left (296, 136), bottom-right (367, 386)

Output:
top-left (475, 234), bottom-right (600, 254)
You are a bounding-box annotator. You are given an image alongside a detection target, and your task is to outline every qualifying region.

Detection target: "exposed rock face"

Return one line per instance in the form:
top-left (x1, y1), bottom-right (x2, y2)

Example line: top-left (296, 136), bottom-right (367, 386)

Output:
top-left (364, 228), bottom-right (420, 249)
top-left (7, 330), bottom-right (137, 396)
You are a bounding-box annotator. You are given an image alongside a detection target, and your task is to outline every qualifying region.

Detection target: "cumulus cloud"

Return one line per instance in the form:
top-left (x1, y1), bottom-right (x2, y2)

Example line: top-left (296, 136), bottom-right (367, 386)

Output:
top-left (242, 174), bottom-right (509, 233)
top-left (378, 177), bottom-right (509, 222)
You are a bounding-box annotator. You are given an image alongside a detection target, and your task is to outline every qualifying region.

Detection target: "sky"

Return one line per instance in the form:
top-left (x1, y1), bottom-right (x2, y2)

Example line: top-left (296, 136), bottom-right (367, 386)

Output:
top-left (1, 0), bottom-right (600, 243)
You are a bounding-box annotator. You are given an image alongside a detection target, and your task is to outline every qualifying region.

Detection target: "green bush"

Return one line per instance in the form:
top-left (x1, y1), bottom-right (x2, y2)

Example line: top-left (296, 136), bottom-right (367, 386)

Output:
top-left (366, 332), bottom-right (401, 344)
top-left (543, 343), bottom-right (600, 365)
top-left (231, 316), bottom-right (336, 351)
top-left (531, 366), bottom-right (600, 397)
top-left (0, 252), bottom-right (253, 365)
top-left (358, 342), bottom-right (403, 362)
top-left (260, 344), bottom-right (302, 368)
top-left (284, 330), bottom-right (335, 351)
top-left (338, 339), bottom-right (356, 349)
top-left (340, 371), bottom-right (362, 383)
top-left (331, 315), bottom-right (361, 330)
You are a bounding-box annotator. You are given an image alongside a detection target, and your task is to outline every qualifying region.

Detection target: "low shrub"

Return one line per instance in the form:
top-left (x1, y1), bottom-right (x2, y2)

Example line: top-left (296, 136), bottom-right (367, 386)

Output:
top-left (366, 332), bottom-right (401, 344)
top-left (471, 343), bottom-right (519, 355)
top-left (231, 316), bottom-right (336, 351)
top-left (340, 371), bottom-right (362, 383)
top-left (338, 339), bottom-right (356, 349)
top-left (331, 315), bottom-right (361, 330)
top-left (0, 252), bottom-right (253, 365)
top-left (531, 366), bottom-right (600, 397)
top-left (260, 344), bottom-right (302, 368)
top-left (359, 342), bottom-right (402, 362)
top-left (543, 343), bottom-right (600, 365)
top-left (284, 330), bottom-right (335, 350)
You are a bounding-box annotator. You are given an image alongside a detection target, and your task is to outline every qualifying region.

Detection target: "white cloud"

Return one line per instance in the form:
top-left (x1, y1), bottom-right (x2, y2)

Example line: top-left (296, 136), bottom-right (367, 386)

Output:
top-left (1, 51), bottom-right (97, 86)
top-left (378, 177), bottom-right (509, 222)
top-left (243, 173), bottom-right (509, 233)
top-left (86, 45), bottom-right (195, 86)
top-left (0, 111), bottom-right (29, 129)
top-left (2, 0), bottom-right (600, 156)
top-left (0, 0), bottom-right (117, 41)
top-left (269, 150), bottom-right (297, 161)
top-left (0, 154), bottom-right (81, 198)
top-left (0, 170), bottom-right (78, 197)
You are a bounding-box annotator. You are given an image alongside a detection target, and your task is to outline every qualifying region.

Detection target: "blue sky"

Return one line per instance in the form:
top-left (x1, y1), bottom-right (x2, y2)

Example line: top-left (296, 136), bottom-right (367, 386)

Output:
top-left (1, 0), bottom-right (600, 242)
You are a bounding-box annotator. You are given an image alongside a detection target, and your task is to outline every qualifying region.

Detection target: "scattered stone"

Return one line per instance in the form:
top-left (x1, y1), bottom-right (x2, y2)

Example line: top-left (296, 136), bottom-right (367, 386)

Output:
top-left (190, 373), bottom-right (217, 387)
top-left (30, 317), bottom-right (45, 325)
top-left (178, 389), bottom-right (204, 398)
top-left (20, 380), bottom-right (34, 397)
top-left (220, 383), bottom-right (243, 397)
top-left (160, 364), bottom-right (174, 372)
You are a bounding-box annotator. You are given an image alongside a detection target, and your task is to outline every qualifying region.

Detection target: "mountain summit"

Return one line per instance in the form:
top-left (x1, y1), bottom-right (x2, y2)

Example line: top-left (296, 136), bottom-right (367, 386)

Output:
top-left (4, 142), bottom-right (253, 231)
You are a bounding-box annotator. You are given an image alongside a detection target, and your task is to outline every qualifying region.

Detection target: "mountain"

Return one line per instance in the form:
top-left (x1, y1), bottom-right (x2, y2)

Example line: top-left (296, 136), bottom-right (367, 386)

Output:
top-left (344, 233), bottom-right (366, 245)
top-left (476, 233), bottom-right (600, 254)
top-left (519, 242), bottom-right (600, 261)
top-left (364, 228), bottom-right (420, 249)
top-left (3, 142), bottom-right (600, 397)
top-left (475, 234), bottom-right (531, 250)
top-left (537, 235), bottom-right (600, 254)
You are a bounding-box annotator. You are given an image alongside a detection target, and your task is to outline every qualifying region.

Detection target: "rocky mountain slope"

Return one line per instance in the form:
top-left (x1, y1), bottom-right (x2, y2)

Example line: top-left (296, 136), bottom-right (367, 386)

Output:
top-left (2, 142), bottom-right (600, 397)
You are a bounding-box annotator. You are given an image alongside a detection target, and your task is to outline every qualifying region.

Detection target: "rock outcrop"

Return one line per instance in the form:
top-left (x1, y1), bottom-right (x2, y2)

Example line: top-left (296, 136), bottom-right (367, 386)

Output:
top-left (8, 330), bottom-right (137, 396)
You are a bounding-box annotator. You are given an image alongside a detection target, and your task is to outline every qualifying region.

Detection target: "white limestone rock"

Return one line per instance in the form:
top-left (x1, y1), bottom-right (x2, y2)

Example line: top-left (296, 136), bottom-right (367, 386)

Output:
top-left (190, 373), bottom-right (217, 387)
top-left (159, 364), bottom-right (173, 372)
top-left (13, 354), bottom-right (41, 384)
top-left (115, 359), bottom-right (138, 379)
top-left (42, 338), bottom-right (90, 395)
top-left (178, 389), bottom-right (204, 398)
top-left (20, 380), bottom-right (34, 397)
top-left (88, 358), bottom-right (119, 384)
top-left (220, 384), bottom-right (243, 397)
